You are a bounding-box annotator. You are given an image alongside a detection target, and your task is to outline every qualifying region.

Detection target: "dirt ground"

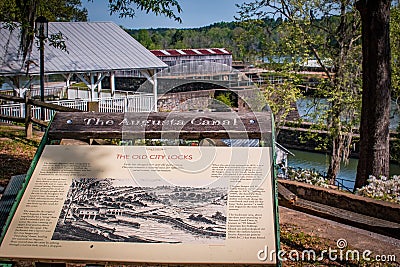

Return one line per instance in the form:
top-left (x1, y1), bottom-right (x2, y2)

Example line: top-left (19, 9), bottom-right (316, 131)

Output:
top-left (279, 206), bottom-right (400, 265)
top-left (0, 123), bottom-right (43, 187)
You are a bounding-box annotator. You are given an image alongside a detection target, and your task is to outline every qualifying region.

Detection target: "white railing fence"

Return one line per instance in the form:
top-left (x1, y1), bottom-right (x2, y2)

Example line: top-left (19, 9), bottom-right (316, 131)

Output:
top-left (32, 99), bottom-right (90, 121)
top-left (0, 94), bottom-right (154, 122)
top-left (30, 86), bottom-right (66, 99)
top-left (0, 86), bottom-right (67, 99)
top-left (66, 87), bottom-right (141, 100)
top-left (98, 94), bottom-right (154, 113)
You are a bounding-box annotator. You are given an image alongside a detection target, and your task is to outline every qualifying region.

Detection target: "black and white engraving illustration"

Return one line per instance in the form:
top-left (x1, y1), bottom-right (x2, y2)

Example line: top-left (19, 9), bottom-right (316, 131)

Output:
top-left (52, 178), bottom-right (227, 244)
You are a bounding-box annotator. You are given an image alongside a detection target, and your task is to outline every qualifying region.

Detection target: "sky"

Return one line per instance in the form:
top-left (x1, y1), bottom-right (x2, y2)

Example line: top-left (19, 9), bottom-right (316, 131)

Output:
top-left (82, 0), bottom-right (248, 29)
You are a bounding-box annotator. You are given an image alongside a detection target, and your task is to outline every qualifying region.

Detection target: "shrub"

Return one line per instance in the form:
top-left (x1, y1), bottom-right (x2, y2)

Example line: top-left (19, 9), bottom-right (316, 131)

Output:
top-left (356, 175), bottom-right (400, 204)
top-left (286, 167), bottom-right (330, 188)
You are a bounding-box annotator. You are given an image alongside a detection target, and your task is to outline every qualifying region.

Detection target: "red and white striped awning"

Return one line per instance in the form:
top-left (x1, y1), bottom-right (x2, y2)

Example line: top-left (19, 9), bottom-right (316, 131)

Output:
top-left (151, 48), bottom-right (231, 57)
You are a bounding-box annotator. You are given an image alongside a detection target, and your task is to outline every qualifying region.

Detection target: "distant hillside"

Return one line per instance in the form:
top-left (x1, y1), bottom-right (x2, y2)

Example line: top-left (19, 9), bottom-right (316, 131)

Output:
top-left (126, 21), bottom-right (239, 56)
top-left (125, 19), bottom-right (280, 61)
top-left (125, 16), bottom-right (341, 63)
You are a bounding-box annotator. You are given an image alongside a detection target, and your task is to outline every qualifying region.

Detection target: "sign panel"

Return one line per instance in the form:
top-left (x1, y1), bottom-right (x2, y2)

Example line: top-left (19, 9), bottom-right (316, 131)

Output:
top-left (47, 112), bottom-right (273, 141)
top-left (0, 145), bottom-right (277, 264)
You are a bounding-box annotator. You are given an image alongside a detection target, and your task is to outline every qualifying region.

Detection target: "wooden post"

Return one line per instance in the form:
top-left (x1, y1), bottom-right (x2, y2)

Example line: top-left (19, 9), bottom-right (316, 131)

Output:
top-left (152, 72), bottom-right (158, 112)
top-left (97, 73), bottom-right (102, 99)
top-left (90, 74), bottom-right (95, 101)
top-left (24, 91), bottom-right (33, 139)
top-left (87, 101), bottom-right (99, 112)
top-left (110, 71), bottom-right (115, 97)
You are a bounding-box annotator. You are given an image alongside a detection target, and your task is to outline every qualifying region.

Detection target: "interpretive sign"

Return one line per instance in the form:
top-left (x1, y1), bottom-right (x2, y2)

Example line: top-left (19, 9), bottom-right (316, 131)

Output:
top-left (0, 112), bottom-right (279, 265)
top-left (46, 112), bottom-right (273, 140)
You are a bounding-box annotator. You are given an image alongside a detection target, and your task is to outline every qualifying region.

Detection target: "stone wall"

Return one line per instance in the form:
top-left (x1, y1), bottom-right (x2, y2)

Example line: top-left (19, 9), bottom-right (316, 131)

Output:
top-left (279, 179), bottom-right (400, 224)
top-left (277, 125), bottom-right (399, 160)
top-left (158, 90), bottom-right (215, 112)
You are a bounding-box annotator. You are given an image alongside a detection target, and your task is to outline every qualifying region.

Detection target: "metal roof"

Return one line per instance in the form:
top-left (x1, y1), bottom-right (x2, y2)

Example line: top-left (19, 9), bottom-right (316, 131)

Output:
top-left (0, 22), bottom-right (167, 76)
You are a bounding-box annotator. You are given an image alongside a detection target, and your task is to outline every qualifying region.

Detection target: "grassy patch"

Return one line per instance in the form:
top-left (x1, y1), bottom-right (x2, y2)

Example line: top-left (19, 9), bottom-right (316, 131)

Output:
top-left (0, 124), bottom-right (42, 186)
top-left (280, 224), bottom-right (397, 266)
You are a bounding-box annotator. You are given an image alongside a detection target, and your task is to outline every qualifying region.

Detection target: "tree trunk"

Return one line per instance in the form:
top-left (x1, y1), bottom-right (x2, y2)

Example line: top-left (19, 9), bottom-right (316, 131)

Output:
top-left (355, 0), bottom-right (391, 190)
top-left (327, 134), bottom-right (344, 185)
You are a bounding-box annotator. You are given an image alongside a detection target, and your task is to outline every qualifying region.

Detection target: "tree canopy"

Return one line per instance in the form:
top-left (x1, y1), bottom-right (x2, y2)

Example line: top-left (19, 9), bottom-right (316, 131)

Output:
top-left (0, 0), bottom-right (182, 63)
top-left (0, 0), bottom-right (88, 61)
top-left (106, 0), bottom-right (182, 22)
top-left (392, 4), bottom-right (400, 112)
top-left (235, 0), bottom-right (363, 184)
top-left (0, 0), bottom-right (88, 22)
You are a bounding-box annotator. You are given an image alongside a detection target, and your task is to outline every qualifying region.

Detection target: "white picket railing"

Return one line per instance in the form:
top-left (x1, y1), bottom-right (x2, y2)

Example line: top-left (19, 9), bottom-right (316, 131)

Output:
top-left (33, 99), bottom-right (90, 121)
top-left (0, 86), bottom-right (66, 99)
top-left (0, 104), bottom-right (25, 118)
top-left (66, 87), bottom-right (142, 100)
top-left (0, 94), bottom-right (154, 122)
top-left (99, 97), bottom-right (125, 113)
top-left (30, 86), bottom-right (66, 99)
top-left (98, 95), bottom-right (155, 113)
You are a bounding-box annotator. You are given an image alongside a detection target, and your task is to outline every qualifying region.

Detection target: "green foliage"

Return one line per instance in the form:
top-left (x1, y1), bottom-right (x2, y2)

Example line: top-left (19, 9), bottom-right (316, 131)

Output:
top-left (262, 72), bottom-right (302, 130)
top-left (0, 0), bottom-right (182, 64)
top-left (214, 92), bottom-right (234, 107)
top-left (106, 0), bottom-right (182, 22)
top-left (136, 29), bottom-right (156, 49)
top-left (47, 31), bottom-right (69, 52)
top-left (0, 0), bottom-right (88, 61)
top-left (232, 18), bottom-right (281, 63)
top-left (392, 133), bottom-right (400, 164)
top-left (0, 0), bottom-right (88, 22)
top-left (236, 0), bottom-right (362, 182)
top-left (390, 3), bottom-right (400, 163)
top-left (127, 20), bottom-right (277, 61)
top-left (391, 4), bottom-right (400, 117)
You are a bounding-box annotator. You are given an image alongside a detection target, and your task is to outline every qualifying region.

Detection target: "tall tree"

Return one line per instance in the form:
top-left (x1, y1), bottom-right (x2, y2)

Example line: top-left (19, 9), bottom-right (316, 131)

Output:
top-left (1, 0), bottom-right (182, 64)
top-left (355, 0), bottom-right (392, 189)
top-left (262, 72), bottom-right (302, 136)
top-left (391, 3), bottom-right (400, 165)
top-left (236, 0), bottom-right (362, 184)
top-left (391, 3), bottom-right (400, 114)
top-left (0, 0), bottom-right (88, 62)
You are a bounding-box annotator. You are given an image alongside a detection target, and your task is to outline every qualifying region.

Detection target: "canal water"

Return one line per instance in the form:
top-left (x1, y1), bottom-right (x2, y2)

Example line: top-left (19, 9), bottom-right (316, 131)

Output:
top-left (290, 97), bottom-right (400, 190)
top-left (287, 149), bottom-right (400, 190)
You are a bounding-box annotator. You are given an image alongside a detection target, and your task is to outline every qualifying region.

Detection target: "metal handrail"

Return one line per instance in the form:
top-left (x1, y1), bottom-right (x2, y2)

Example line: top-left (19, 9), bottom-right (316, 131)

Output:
top-left (334, 177), bottom-right (354, 192)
